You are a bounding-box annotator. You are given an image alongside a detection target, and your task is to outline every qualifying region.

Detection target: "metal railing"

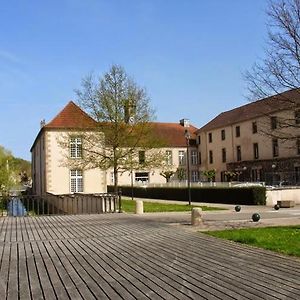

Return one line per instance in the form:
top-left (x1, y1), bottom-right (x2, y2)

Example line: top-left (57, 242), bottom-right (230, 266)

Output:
top-left (124, 181), bottom-right (265, 188)
top-left (0, 192), bottom-right (121, 217)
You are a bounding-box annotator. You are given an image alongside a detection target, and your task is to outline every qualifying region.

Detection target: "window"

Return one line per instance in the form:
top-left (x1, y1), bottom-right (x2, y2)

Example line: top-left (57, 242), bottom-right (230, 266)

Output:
top-left (198, 152), bottom-right (202, 165)
top-left (191, 150), bottom-right (198, 165)
top-left (208, 133), bottom-right (212, 143)
top-left (295, 110), bottom-right (300, 124)
top-left (272, 139), bottom-right (279, 157)
top-left (139, 151), bottom-right (145, 164)
top-left (110, 172), bottom-right (114, 185)
top-left (135, 172), bottom-right (149, 183)
top-left (253, 143), bottom-right (259, 159)
top-left (237, 146), bottom-right (242, 161)
top-left (165, 150), bottom-right (172, 165)
top-left (179, 150), bottom-right (185, 165)
top-left (297, 138), bottom-right (300, 155)
top-left (70, 137), bottom-right (82, 158)
top-left (191, 171), bottom-right (199, 182)
top-left (252, 122), bottom-right (257, 134)
top-left (209, 150), bottom-right (213, 164)
top-left (271, 116), bottom-right (277, 129)
top-left (221, 129), bottom-right (226, 141)
top-left (197, 136), bottom-right (201, 144)
top-left (251, 168), bottom-right (262, 182)
top-left (222, 148), bottom-right (226, 163)
top-left (70, 170), bottom-right (83, 193)
top-left (235, 126), bottom-right (240, 137)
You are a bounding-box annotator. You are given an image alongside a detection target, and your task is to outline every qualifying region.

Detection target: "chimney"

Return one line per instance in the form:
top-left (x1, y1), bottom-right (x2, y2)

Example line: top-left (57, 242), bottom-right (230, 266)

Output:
top-left (180, 119), bottom-right (190, 127)
top-left (40, 119), bottom-right (46, 128)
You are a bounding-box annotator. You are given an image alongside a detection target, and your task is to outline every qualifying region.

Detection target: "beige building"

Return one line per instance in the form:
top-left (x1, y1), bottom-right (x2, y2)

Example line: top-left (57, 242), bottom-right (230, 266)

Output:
top-left (31, 102), bottom-right (198, 196)
top-left (31, 102), bottom-right (107, 196)
top-left (197, 89), bottom-right (300, 184)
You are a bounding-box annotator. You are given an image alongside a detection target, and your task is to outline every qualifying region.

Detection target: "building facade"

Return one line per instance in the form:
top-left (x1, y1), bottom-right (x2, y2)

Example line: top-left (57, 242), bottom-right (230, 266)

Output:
top-left (197, 89), bottom-right (300, 184)
top-left (31, 102), bottom-right (198, 196)
top-left (31, 89), bottom-right (300, 195)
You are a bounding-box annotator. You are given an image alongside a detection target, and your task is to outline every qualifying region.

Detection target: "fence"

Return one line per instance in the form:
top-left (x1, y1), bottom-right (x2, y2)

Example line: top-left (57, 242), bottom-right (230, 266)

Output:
top-left (264, 171), bottom-right (300, 186)
top-left (0, 192), bottom-right (121, 217)
top-left (126, 181), bottom-right (266, 188)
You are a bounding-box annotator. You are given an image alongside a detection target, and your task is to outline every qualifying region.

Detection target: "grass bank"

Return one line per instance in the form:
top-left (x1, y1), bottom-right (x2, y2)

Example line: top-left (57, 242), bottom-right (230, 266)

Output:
top-left (121, 198), bottom-right (226, 213)
top-left (204, 226), bottom-right (300, 257)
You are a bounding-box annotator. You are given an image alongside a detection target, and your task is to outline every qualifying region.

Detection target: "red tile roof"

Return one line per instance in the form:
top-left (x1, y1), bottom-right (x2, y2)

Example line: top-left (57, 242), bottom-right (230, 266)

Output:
top-left (198, 88), bottom-right (300, 132)
top-left (45, 101), bottom-right (97, 129)
top-left (149, 122), bottom-right (198, 147)
top-left (31, 101), bottom-right (198, 150)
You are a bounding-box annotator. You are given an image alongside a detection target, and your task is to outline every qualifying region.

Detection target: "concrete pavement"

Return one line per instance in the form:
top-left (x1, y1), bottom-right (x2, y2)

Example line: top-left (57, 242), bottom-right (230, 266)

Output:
top-left (128, 197), bottom-right (300, 231)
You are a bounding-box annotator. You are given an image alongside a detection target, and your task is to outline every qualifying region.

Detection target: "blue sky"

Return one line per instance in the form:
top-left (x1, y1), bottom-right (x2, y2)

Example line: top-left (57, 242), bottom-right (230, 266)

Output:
top-left (0, 0), bottom-right (268, 160)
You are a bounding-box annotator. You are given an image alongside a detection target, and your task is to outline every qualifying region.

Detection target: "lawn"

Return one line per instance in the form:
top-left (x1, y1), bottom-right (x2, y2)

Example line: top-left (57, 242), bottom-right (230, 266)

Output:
top-left (121, 198), bottom-right (226, 213)
top-left (204, 226), bottom-right (300, 257)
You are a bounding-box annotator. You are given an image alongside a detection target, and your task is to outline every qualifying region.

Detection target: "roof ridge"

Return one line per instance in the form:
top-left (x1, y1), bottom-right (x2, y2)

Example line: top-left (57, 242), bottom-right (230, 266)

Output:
top-left (198, 88), bottom-right (300, 132)
top-left (45, 101), bottom-right (97, 128)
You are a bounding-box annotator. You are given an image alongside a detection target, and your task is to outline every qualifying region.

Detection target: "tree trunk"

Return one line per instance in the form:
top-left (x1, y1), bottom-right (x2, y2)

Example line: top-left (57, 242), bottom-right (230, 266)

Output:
top-left (113, 167), bottom-right (118, 193)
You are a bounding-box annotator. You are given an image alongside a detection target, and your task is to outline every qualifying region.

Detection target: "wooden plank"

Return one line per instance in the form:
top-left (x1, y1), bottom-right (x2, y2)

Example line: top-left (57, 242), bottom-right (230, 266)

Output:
top-left (60, 239), bottom-right (128, 299)
top-left (51, 239), bottom-right (96, 299)
top-left (30, 241), bottom-right (57, 299)
top-left (7, 241), bottom-right (18, 300)
top-left (24, 241), bottom-right (44, 299)
top-left (143, 230), bottom-right (300, 299)
top-left (18, 242), bottom-right (31, 300)
top-left (82, 238), bottom-right (192, 300)
top-left (168, 231), bottom-right (300, 290)
top-left (0, 243), bottom-right (10, 297)
top-left (71, 239), bottom-right (151, 300)
top-left (36, 241), bottom-right (70, 299)
top-left (43, 241), bottom-right (83, 299)
top-left (10, 217), bottom-right (17, 242)
top-left (23, 216), bottom-right (35, 241)
top-left (54, 239), bottom-right (105, 299)
top-left (97, 235), bottom-right (236, 300)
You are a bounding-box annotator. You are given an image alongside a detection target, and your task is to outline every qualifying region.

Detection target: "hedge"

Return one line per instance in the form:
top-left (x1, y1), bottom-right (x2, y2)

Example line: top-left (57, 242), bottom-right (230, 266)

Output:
top-left (108, 185), bottom-right (266, 205)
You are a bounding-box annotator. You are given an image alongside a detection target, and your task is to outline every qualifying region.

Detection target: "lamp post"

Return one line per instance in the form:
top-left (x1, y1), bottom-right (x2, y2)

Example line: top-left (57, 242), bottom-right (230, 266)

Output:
top-left (184, 129), bottom-right (191, 206)
top-left (271, 164), bottom-right (276, 186)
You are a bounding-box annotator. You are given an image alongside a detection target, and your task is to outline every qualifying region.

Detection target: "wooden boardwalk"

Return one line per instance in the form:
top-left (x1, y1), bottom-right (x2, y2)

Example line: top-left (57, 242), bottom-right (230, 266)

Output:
top-left (0, 214), bottom-right (299, 299)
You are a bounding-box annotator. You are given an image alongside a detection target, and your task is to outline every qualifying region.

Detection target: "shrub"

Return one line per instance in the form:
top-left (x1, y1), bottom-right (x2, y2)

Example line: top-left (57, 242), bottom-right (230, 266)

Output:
top-left (107, 186), bottom-right (266, 205)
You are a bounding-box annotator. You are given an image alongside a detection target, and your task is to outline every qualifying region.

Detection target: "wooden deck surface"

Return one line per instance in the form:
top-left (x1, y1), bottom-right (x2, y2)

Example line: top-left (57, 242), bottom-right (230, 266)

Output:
top-left (0, 214), bottom-right (299, 299)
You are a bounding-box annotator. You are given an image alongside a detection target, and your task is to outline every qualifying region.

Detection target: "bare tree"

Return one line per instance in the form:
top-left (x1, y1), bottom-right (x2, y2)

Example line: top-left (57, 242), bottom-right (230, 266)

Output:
top-left (244, 0), bottom-right (300, 142)
top-left (59, 65), bottom-right (166, 193)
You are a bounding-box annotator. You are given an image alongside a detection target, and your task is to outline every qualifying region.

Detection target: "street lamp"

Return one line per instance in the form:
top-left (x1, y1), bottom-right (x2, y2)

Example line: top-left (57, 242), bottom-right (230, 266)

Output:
top-left (184, 129), bottom-right (191, 206)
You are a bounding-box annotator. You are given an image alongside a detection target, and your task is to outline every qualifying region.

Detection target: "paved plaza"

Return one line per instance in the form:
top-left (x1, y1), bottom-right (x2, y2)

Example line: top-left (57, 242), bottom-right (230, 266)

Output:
top-left (0, 208), bottom-right (299, 299)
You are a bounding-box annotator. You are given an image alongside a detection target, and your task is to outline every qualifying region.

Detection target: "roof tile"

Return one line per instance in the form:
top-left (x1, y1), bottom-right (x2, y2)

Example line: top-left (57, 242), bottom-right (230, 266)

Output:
top-left (198, 88), bottom-right (300, 132)
top-left (45, 101), bottom-right (97, 128)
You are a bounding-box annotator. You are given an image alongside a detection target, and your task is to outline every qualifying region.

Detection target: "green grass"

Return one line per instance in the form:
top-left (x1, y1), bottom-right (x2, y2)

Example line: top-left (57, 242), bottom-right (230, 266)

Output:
top-left (204, 226), bottom-right (300, 257)
top-left (121, 198), bottom-right (226, 213)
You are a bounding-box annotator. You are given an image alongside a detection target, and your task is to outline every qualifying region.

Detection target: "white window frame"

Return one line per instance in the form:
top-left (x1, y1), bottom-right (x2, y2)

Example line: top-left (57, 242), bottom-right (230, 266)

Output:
top-left (70, 170), bottom-right (83, 193)
top-left (178, 150), bottom-right (185, 165)
top-left (191, 170), bottom-right (199, 182)
top-left (166, 150), bottom-right (173, 165)
top-left (70, 137), bottom-right (82, 158)
top-left (191, 150), bottom-right (198, 165)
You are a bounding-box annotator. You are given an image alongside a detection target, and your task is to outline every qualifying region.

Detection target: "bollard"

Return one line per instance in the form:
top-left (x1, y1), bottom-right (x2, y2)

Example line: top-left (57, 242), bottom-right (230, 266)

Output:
top-left (135, 200), bottom-right (144, 214)
top-left (191, 207), bottom-right (202, 226)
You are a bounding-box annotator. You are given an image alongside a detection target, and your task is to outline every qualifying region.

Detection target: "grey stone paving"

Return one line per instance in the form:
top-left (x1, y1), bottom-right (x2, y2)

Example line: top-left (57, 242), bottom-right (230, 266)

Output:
top-left (0, 213), bottom-right (299, 299)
